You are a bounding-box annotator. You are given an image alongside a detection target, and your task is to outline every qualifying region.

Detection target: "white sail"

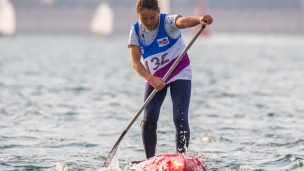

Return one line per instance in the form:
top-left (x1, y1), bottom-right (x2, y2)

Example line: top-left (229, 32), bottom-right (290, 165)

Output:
top-left (90, 2), bottom-right (114, 36)
top-left (0, 0), bottom-right (16, 35)
top-left (159, 0), bottom-right (171, 14)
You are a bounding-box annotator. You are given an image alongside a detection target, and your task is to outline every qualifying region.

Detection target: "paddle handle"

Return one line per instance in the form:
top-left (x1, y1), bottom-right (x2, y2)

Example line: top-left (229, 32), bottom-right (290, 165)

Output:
top-left (103, 25), bottom-right (206, 168)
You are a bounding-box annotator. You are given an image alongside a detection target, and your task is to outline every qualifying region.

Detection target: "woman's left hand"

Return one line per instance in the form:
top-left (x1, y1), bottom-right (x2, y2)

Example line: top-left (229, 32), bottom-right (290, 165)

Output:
top-left (200, 15), bottom-right (213, 25)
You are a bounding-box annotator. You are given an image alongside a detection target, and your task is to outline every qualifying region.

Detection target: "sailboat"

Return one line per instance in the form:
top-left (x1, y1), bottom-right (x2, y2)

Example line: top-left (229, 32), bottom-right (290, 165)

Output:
top-left (90, 2), bottom-right (114, 37)
top-left (159, 0), bottom-right (171, 14)
top-left (0, 0), bottom-right (16, 36)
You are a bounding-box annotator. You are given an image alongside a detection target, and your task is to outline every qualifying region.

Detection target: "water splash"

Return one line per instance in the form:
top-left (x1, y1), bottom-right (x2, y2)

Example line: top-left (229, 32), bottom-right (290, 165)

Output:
top-left (125, 160), bottom-right (149, 171)
top-left (177, 131), bottom-right (189, 153)
top-left (201, 136), bottom-right (216, 142)
top-left (196, 153), bottom-right (222, 162)
top-left (55, 162), bottom-right (69, 171)
top-left (222, 164), bottom-right (255, 171)
top-left (98, 151), bottom-right (120, 171)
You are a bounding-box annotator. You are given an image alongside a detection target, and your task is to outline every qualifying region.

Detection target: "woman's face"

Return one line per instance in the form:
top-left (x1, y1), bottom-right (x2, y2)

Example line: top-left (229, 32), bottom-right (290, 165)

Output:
top-left (137, 8), bottom-right (160, 30)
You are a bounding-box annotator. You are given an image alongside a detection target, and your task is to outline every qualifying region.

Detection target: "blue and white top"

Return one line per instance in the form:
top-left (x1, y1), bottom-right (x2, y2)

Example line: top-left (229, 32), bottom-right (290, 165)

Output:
top-left (128, 13), bottom-right (192, 84)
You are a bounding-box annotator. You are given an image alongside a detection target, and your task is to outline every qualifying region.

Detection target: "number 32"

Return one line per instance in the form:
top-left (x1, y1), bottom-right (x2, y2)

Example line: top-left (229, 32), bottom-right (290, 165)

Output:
top-left (145, 53), bottom-right (169, 72)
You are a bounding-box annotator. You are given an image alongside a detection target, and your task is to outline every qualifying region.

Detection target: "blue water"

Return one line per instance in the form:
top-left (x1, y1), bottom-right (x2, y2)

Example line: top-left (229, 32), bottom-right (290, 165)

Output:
top-left (1, 32), bottom-right (304, 171)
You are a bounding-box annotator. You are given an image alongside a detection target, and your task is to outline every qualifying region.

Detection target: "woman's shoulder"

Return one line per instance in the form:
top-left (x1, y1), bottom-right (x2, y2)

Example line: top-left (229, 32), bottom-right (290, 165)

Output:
top-left (164, 14), bottom-right (180, 32)
top-left (164, 14), bottom-right (179, 19)
top-left (164, 14), bottom-right (179, 25)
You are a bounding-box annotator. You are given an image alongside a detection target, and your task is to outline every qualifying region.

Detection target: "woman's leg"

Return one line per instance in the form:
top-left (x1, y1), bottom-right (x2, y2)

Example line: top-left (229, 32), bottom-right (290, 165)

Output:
top-left (142, 82), bottom-right (168, 159)
top-left (169, 80), bottom-right (191, 154)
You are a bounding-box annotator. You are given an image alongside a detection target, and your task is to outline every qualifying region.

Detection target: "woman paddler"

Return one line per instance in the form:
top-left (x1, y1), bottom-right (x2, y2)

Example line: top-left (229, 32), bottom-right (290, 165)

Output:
top-left (127, 0), bottom-right (213, 159)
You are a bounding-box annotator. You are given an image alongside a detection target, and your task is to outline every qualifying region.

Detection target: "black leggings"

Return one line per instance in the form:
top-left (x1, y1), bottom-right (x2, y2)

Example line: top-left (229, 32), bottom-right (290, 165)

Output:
top-left (142, 79), bottom-right (191, 159)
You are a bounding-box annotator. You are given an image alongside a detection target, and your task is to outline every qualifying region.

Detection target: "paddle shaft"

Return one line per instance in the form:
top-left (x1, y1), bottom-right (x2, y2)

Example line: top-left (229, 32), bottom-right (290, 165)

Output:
top-left (103, 25), bottom-right (206, 168)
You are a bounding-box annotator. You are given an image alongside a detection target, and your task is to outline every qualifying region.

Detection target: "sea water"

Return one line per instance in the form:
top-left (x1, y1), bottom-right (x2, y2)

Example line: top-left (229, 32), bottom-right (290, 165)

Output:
top-left (0, 32), bottom-right (304, 171)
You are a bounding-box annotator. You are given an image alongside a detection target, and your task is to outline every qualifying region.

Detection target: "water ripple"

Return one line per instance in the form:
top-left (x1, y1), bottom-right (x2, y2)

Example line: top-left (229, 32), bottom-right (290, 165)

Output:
top-left (1, 33), bottom-right (304, 170)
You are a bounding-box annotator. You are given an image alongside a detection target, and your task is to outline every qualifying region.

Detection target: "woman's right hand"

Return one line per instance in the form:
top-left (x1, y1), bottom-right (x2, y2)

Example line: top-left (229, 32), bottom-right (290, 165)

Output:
top-left (147, 75), bottom-right (166, 91)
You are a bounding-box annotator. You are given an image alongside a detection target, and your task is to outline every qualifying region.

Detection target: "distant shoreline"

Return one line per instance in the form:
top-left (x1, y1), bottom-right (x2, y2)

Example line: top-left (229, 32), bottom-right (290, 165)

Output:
top-left (14, 8), bottom-right (304, 34)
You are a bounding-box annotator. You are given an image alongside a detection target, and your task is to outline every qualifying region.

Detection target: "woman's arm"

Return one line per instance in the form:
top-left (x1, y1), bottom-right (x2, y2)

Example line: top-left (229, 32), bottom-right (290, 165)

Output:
top-left (129, 45), bottom-right (165, 91)
top-left (175, 14), bottom-right (213, 29)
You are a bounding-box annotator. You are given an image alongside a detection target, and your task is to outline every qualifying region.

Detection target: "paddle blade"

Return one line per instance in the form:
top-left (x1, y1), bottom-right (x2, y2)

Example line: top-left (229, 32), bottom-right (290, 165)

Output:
top-left (103, 131), bottom-right (127, 168)
top-left (102, 144), bottom-right (119, 168)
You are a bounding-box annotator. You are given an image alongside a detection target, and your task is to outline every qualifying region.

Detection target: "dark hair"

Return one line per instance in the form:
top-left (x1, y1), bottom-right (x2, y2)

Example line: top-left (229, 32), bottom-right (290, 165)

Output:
top-left (136, 0), bottom-right (159, 12)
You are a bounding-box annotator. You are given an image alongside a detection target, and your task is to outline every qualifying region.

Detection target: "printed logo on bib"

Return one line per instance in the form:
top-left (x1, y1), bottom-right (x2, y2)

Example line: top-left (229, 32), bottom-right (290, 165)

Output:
top-left (157, 37), bottom-right (169, 47)
top-left (140, 47), bottom-right (144, 54)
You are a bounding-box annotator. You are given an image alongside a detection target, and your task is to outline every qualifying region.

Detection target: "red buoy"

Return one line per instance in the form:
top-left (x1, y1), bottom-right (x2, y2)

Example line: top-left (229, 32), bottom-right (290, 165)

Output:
top-left (142, 153), bottom-right (207, 171)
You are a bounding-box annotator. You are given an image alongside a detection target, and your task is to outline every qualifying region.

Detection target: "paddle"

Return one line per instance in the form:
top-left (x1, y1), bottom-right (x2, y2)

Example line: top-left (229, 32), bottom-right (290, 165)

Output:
top-left (102, 24), bottom-right (207, 168)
